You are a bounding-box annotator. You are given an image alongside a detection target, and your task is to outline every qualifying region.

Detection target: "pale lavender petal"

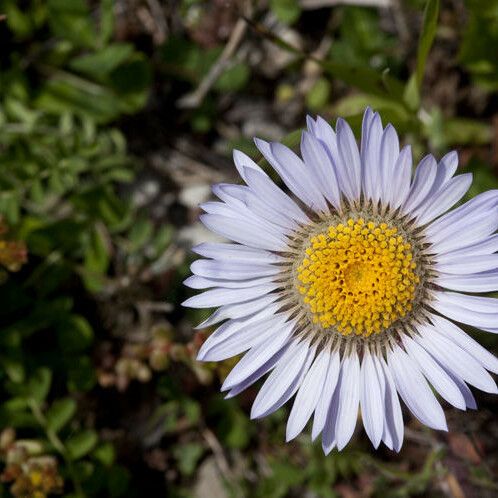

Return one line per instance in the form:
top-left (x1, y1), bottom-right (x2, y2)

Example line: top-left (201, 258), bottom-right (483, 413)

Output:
top-left (388, 345), bottom-right (447, 431)
top-left (191, 259), bottom-right (279, 280)
top-left (379, 357), bottom-right (404, 452)
top-left (184, 274), bottom-right (277, 289)
top-left (390, 145), bottom-right (412, 209)
top-left (434, 254), bottom-right (498, 275)
top-left (198, 314), bottom-right (287, 362)
top-left (200, 214), bottom-right (288, 251)
top-left (379, 124), bottom-right (400, 206)
top-left (335, 350), bottom-right (361, 450)
top-left (221, 318), bottom-right (296, 391)
top-left (436, 271), bottom-right (498, 293)
top-left (415, 174), bottom-right (473, 226)
top-left (416, 323), bottom-right (498, 393)
top-left (437, 234), bottom-right (498, 260)
top-left (225, 345), bottom-right (290, 399)
top-left (360, 350), bottom-right (384, 448)
top-left (336, 118), bottom-right (361, 202)
top-left (243, 167), bottom-right (310, 225)
top-left (402, 334), bottom-right (466, 409)
top-left (430, 298), bottom-right (498, 329)
top-left (217, 184), bottom-right (298, 230)
top-left (430, 314), bottom-right (498, 374)
top-left (301, 131), bottom-right (341, 209)
top-left (192, 243), bottom-right (282, 264)
top-left (312, 350), bottom-right (341, 441)
top-left (402, 155), bottom-right (437, 214)
top-left (362, 112), bottom-right (383, 202)
top-left (182, 283), bottom-right (278, 308)
top-left (233, 149), bottom-right (265, 182)
top-left (195, 294), bottom-right (280, 329)
top-left (251, 340), bottom-right (316, 419)
top-left (286, 346), bottom-right (331, 441)
top-left (426, 190), bottom-right (498, 238)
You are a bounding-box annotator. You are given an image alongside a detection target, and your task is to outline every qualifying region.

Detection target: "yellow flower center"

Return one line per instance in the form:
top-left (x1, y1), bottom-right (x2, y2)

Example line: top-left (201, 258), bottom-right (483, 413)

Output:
top-left (296, 218), bottom-right (419, 337)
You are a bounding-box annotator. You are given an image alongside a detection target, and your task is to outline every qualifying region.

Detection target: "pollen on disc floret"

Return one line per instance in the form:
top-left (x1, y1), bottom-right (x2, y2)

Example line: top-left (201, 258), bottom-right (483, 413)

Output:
top-left (296, 218), bottom-right (419, 337)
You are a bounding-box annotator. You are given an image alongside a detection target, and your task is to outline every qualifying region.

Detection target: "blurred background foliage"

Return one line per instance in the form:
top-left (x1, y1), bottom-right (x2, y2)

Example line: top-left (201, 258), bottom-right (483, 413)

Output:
top-left (0, 0), bottom-right (497, 497)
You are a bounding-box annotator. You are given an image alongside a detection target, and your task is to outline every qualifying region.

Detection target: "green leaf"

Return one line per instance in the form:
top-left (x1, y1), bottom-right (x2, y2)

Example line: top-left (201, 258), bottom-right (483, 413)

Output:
top-left (47, 0), bottom-right (97, 49)
top-left (108, 465), bottom-right (131, 497)
top-left (66, 429), bottom-right (99, 460)
top-left (173, 443), bottom-right (204, 476)
top-left (70, 44), bottom-right (134, 80)
top-left (82, 224), bottom-right (110, 292)
top-left (306, 77), bottom-right (331, 111)
top-left (214, 63), bottom-right (250, 92)
top-left (93, 442), bottom-right (116, 466)
top-left (0, 357), bottom-right (25, 383)
top-left (46, 398), bottom-right (77, 433)
top-left (66, 356), bottom-right (96, 392)
top-left (128, 219), bottom-right (153, 252)
top-left (100, 0), bottom-right (115, 45)
top-left (58, 315), bottom-right (94, 353)
top-left (270, 0), bottom-right (301, 24)
top-left (27, 368), bottom-right (52, 402)
top-left (415, 0), bottom-right (440, 90)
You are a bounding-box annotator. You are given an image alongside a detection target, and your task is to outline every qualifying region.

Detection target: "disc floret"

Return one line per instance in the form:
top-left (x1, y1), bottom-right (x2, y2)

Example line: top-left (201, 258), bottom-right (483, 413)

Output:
top-left (296, 217), bottom-right (419, 337)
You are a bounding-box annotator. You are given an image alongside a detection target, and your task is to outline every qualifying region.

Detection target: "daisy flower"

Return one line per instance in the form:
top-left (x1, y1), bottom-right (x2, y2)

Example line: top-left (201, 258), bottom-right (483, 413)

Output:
top-left (183, 108), bottom-right (498, 453)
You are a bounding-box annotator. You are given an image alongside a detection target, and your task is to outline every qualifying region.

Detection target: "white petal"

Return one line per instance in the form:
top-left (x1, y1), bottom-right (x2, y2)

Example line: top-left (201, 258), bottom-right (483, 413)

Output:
top-left (195, 294), bottom-right (280, 329)
top-left (192, 243), bottom-right (282, 264)
top-left (336, 118), bottom-right (361, 202)
top-left (362, 112), bottom-right (382, 202)
top-left (387, 345), bottom-right (447, 431)
top-left (409, 152), bottom-right (459, 217)
top-left (416, 323), bottom-right (498, 394)
top-left (437, 234), bottom-right (498, 260)
top-left (191, 259), bottom-right (279, 280)
top-left (360, 350), bottom-right (384, 448)
top-left (436, 271), bottom-right (498, 293)
top-left (184, 275), bottom-right (276, 289)
top-left (426, 190), bottom-right (498, 239)
top-left (311, 350), bottom-right (341, 441)
top-left (217, 184), bottom-right (297, 231)
top-left (415, 174), bottom-right (473, 226)
top-left (255, 139), bottom-right (327, 212)
top-left (379, 124), bottom-right (400, 206)
top-left (182, 283), bottom-right (278, 308)
top-left (402, 334), bottom-right (466, 409)
top-left (379, 357), bottom-right (404, 452)
top-left (251, 340), bottom-right (316, 419)
top-left (435, 255), bottom-right (498, 275)
top-left (430, 314), bottom-right (498, 374)
top-left (439, 151), bottom-right (459, 182)
top-left (430, 298), bottom-right (498, 329)
top-left (390, 145), bottom-right (412, 209)
top-left (321, 375), bottom-right (340, 455)
top-left (428, 209), bottom-right (498, 254)
top-left (433, 291), bottom-right (498, 314)
top-left (221, 318), bottom-right (295, 391)
top-left (224, 346), bottom-right (290, 399)
top-left (198, 313), bottom-right (286, 362)
top-left (301, 131), bottom-right (341, 209)
top-left (200, 214), bottom-right (288, 251)
top-left (233, 149), bottom-right (265, 182)
top-left (444, 367), bottom-right (477, 409)
top-left (201, 201), bottom-right (286, 236)
top-left (402, 155), bottom-right (437, 214)
top-left (243, 167), bottom-right (310, 225)
top-left (286, 346), bottom-right (331, 441)
top-left (335, 350), bottom-right (361, 450)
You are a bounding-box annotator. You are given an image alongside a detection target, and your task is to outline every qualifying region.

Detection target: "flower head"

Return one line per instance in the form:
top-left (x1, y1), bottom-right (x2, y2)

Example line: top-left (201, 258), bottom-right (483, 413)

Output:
top-left (183, 108), bottom-right (498, 452)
